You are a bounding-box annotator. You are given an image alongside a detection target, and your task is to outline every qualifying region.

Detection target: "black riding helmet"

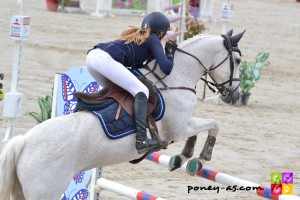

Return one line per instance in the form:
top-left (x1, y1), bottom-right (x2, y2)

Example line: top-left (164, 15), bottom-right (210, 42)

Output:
top-left (141, 12), bottom-right (170, 37)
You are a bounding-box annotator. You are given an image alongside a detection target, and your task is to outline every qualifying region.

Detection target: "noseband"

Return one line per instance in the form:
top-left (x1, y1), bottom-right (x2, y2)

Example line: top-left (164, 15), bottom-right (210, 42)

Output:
top-left (142, 35), bottom-right (241, 96)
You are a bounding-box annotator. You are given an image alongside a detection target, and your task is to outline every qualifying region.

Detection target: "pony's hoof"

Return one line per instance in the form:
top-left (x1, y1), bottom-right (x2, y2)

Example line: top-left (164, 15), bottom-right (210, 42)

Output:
top-left (168, 155), bottom-right (182, 171)
top-left (186, 158), bottom-right (203, 176)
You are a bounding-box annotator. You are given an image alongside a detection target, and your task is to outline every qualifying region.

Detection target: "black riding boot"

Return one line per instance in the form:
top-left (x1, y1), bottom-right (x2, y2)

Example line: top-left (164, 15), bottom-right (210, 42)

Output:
top-left (134, 92), bottom-right (159, 154)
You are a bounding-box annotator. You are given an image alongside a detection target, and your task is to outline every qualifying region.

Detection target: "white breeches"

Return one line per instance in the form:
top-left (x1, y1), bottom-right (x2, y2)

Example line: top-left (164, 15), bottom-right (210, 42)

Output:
top-left (86, 48), bottom-right (149, 98)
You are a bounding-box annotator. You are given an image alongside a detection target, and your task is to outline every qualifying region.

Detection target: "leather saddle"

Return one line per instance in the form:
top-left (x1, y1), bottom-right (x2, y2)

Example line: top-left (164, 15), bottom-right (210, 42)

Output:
top-left (74, 77), bottom-right (168, 164)
top-left (74, 77), bottom-right (158, 117)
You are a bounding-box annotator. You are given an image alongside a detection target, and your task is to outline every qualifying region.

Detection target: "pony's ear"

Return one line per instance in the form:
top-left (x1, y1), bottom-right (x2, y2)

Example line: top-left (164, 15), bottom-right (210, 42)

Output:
top-left (231, 30), bottom-right (246, 45)
top-left (226, 29), bottom-right (233, 36)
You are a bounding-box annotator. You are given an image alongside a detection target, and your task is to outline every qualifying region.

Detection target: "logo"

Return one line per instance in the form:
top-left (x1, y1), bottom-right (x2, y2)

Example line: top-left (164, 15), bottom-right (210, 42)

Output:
top-left (271, 172), bottom-right (293, 195)
top-left (12, 19), bottom-right (21, 26)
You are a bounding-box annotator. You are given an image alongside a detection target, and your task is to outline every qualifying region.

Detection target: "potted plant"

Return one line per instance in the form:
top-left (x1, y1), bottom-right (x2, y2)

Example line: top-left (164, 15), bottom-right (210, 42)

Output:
top-left (29, 95), bottom-right (52, 123)
top-left (184, 17), bottom-right (206, 40)
top-left (45, 0), bottom-right (60, 12)
top-left (239, 52), bottom-right (270, 105)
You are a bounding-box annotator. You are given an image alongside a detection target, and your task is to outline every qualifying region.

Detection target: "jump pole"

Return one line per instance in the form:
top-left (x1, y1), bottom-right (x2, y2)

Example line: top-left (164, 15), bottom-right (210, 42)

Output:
top-left (91, 0), bottom-right (114, 17)
top-left (147, 152), bottom-right (300, 200)
top-left (163, 0), bottom-right (185, 43)
top-left (96, 178), bottom-right (166, 200)
top-left (200, 0), bottom-right (215, 22)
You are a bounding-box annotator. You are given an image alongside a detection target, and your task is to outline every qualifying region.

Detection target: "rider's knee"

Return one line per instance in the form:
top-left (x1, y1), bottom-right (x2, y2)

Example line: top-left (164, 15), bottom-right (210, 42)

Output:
top-left (135, 85), bottom-right (149, 99)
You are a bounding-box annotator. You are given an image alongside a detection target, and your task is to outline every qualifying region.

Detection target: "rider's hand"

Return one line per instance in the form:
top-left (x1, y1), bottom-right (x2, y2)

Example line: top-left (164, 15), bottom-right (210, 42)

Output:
top-left (165, 41), bottom-right (177, 57)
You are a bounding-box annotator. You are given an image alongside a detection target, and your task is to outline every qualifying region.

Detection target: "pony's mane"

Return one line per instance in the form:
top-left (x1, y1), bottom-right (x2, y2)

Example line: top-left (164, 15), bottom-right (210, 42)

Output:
top-left (177, 34), bottom-right (215, 48)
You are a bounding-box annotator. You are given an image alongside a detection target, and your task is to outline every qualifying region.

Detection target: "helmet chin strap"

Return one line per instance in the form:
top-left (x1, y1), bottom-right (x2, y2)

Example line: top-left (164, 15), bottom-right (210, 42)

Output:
top-left (160, 31), bottom-right (167, 40)
top-left (153, 31), bottom-right (167, 40)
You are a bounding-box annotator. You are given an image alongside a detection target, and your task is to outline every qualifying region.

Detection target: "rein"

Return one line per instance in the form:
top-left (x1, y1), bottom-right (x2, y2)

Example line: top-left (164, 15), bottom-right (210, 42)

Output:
top-left (142, 35), bottom-right (241, 96)
top-left (143, 64), bottom-right (197, 94)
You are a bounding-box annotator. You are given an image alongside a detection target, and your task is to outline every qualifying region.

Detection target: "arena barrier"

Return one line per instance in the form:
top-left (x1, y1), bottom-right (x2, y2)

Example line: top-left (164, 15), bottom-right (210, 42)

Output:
top-left (96, 178), bottom-right (166, 200)
top-left (91, 0), bottom-right (114, 17)
top-left (162, 0), bottom-right (185, 43)
top-left (59, 0), bottom-right (83, 13)
top-left (163, 2), bottom-right (182, 12)
top-left (147, 152), bottom-right (300, 200)
top-left (200, 0), bottom-right (215, 22)
top-left (91, 0), bottom-right (148, 17)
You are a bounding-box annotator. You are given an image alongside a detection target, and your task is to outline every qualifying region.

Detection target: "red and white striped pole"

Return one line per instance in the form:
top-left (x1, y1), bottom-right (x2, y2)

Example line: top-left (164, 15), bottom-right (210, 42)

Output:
top-left (147, 152), bottom-right (300, 200)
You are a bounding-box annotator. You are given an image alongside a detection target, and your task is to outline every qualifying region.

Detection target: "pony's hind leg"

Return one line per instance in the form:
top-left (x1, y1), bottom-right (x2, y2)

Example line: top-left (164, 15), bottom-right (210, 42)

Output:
top-left (168, 135), bottom-right (197, 171)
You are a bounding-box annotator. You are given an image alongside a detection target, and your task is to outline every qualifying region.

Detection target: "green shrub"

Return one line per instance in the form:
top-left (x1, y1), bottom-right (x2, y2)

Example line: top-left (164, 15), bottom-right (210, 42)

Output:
top-left (29, 95), bottom-right (52, 123)
top-left (239, 52), bottom-right (270, 94)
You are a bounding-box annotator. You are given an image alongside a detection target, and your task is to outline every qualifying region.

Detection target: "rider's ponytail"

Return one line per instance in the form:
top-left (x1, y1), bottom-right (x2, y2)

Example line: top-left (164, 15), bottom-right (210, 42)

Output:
top-left (119, 26), bottom-right (150, 45)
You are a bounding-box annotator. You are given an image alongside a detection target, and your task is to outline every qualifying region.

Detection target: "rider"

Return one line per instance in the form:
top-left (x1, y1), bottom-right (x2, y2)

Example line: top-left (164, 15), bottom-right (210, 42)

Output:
top-left (85, 12), bottom-right (177, 154)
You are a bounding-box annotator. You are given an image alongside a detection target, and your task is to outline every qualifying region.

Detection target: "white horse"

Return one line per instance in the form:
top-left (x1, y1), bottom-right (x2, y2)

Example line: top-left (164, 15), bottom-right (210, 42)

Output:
top-left (0, 30), bottom-right (245, 200)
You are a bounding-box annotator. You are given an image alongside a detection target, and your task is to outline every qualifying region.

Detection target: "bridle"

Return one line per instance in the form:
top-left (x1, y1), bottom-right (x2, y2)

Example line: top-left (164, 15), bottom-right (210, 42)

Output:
top-left (201, 34), bottom-right (241, 97)
top-left (142, 35), bottom-right (241, 97)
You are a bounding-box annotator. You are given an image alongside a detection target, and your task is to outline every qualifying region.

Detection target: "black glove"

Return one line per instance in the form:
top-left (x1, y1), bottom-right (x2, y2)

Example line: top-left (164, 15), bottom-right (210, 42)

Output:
top-left (165, 41), bottom-right (177, 57)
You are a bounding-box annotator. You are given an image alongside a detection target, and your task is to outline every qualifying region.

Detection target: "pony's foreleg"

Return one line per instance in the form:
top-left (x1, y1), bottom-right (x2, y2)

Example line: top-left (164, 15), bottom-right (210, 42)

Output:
top-left (168, 135), bottom-right (197, 171)
top-left (168, 117), bottom-right (219, 174)
top-left (185, 117), bottom-right (219, 176)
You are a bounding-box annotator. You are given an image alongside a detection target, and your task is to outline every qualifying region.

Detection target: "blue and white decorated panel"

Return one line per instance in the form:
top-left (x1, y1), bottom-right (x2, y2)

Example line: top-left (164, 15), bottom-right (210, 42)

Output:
top-left (56, 66), bottom-right (100, 116)
top-left (60, 170), bottom-right (92, 200)
top-left (56, 66), bottom-right (100, 200)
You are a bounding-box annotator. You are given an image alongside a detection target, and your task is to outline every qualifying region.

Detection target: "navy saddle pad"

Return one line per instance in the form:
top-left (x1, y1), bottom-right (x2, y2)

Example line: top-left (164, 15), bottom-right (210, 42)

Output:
top-left (76, 91), bottom-right (165, 139)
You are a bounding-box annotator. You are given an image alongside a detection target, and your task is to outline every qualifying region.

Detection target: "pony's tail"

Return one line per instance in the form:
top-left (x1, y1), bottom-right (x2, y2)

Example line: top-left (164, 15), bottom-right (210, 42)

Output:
top-left (0, 135), bottom-right (25, 200)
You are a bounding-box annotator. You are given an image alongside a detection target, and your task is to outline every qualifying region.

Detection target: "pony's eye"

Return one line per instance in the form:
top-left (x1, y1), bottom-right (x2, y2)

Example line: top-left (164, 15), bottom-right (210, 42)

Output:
top-left (236, 58), bottom-right (241, 65)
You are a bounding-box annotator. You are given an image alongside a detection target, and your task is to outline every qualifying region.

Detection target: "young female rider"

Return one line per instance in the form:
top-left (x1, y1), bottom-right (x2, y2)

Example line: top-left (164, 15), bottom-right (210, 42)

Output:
top-left (85, 12), bottom-right (177, 154)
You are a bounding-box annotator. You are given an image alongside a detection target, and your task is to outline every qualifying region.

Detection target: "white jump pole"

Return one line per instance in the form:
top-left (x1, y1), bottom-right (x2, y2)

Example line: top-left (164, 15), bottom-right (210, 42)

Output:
top-left (89, 167), bottom-right (102, 200)
top-left (178, 0), bottom-right (186, 43)
top-left (200, 0), bottom-right (215, 22)
top-left (147, 152), bottom-right (300, 200)
top-left (97, 178), bottom-right (167, 200)
top-left (163, 0), bottom-right (185, 43)
top-left (156, 0), bottom-right (166, 12)
top-left (91, 0), bottom-right (114, 17)
top-left (92, 0), bottom-right (102, 16)
top-left (2, 0), bottom-right (30, 143)
top-left (165, 0), bottom-right (176, 16)
top-left (2, 41), bottom-right (22, 141)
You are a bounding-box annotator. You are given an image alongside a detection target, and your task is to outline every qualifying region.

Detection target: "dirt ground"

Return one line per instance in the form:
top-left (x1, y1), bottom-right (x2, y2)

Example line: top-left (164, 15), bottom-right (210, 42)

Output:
top-left (0, 0), bottom-right (299, 199)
